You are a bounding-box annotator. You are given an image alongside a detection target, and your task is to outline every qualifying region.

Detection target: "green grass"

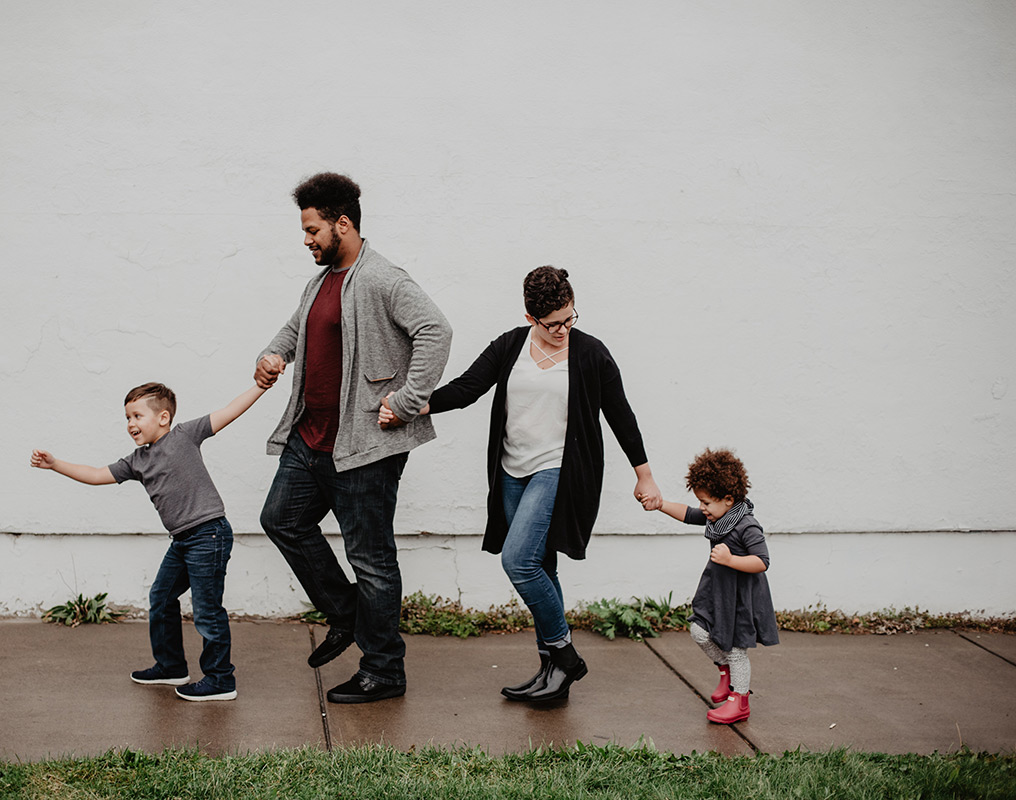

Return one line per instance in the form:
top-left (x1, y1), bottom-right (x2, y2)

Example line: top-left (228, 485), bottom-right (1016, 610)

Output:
top-left (1, 745), bottom-right (1014, 799)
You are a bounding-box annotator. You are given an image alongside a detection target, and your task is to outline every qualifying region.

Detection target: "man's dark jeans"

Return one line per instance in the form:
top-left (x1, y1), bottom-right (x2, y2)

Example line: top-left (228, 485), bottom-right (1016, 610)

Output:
top-left (149, 516), bottom-right (235, 691)
top-left (261, 432), bottom-right (408, 685)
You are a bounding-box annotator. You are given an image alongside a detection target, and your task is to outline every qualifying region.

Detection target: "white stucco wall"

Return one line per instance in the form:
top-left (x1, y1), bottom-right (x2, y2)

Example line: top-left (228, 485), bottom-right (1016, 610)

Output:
top-left (2, 2), bottom-right (1014, 616)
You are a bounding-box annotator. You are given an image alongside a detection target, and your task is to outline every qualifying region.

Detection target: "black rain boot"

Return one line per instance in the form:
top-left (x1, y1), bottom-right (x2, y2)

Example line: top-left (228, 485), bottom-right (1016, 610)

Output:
top-left (501, 651), bottom-right (551, 701)
top-left (523, 643), bottom-right (587, 702)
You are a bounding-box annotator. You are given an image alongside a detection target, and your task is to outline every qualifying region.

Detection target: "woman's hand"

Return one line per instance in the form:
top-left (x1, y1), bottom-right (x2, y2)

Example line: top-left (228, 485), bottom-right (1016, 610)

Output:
top-left (378, 393), bottom-right (430, 429)
top-left (378, 395), bottom-right (405, 429)
top-left (633, 468), bottom-right (662, 511)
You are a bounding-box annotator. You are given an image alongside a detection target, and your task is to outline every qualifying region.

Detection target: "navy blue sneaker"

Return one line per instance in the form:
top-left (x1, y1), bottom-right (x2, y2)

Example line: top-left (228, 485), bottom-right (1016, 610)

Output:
top-left (131, 665), bottom-right (190, 686)
top-left (175, 678), bottom-right (237, 702)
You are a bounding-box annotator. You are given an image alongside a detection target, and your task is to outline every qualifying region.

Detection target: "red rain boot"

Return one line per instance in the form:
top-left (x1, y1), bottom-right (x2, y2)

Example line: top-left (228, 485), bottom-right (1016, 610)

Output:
top-left (707, 690), bottom-right (751, 724)
top-left (710, 664), bottom-right (731, 704)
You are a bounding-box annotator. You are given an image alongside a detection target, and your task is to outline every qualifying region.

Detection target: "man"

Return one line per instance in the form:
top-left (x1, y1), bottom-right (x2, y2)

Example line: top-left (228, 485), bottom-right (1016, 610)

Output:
top-left (256, 173), bottom-right (451, 703)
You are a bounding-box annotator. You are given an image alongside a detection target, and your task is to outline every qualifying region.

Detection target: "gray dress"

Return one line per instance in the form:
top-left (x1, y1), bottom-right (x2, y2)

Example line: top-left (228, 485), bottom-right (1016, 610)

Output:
top-left (686, 506), bottom-right (780, 652)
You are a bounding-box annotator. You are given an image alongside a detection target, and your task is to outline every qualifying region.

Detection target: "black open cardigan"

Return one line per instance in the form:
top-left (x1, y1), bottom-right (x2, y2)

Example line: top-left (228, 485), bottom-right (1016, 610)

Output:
top-left (428, 326), bottom-right (648, 560)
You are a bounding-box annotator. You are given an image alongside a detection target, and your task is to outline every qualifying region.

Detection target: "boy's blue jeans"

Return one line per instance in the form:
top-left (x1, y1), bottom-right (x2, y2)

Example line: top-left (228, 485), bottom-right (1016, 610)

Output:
top-left (149, 516), bottom-right (234, 691)
top-left (500, 467), bottom-right (569, 646)
top-left (260, 432), bottom-right (408, 686)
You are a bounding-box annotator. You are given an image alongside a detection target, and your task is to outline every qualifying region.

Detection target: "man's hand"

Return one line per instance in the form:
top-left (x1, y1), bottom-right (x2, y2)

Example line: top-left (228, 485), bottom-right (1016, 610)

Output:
top-left (30, 449), bottom-right (55, 469)
top-left (255, 354), bottom-right (286, 389)
top-left (378, 395), bottom-right (406, 430)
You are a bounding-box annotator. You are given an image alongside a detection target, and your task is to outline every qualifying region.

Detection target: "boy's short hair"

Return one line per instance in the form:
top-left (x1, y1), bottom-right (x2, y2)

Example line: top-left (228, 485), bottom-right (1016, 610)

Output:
top-left (292, 172), bottom-right (362, 231)
top-left (523, 266), bottom-right (574, 320)
top-left (124, 382), bottom-right (177, 424)
top-left (686, 448), bottom-right (751, 502)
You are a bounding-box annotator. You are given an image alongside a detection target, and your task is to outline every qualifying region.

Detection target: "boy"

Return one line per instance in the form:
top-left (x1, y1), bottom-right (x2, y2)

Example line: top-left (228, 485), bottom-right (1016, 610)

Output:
top-left (30, 381), bottom-right (267, 701)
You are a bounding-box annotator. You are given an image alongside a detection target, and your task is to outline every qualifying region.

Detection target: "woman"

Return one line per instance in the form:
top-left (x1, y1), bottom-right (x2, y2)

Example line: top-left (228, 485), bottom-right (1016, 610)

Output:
top-left (380, 266), bottom-right (661, 702)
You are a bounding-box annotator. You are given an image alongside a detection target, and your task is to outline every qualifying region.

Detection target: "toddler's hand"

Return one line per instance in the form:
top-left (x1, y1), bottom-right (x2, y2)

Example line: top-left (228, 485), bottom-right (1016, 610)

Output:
top-left (709, 543), bottom-right (732, 566)
top-left (30, 449), bottom-right (55, 469)
top-left (638, 494), bottom-right (660, 511)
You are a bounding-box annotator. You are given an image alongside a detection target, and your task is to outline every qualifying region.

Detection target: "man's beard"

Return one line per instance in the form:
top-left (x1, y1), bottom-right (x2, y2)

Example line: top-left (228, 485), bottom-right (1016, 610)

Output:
top-left (318, 225), bottom-right (342, 265)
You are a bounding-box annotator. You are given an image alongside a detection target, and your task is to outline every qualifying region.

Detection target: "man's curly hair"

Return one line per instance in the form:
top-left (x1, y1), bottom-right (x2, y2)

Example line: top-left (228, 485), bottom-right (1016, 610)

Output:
top-left (523, 266), bottom-right (574, 320)
top-left (292, 172), bottom-right (362, 231)
top-left (685, 448), bottom-right (751, 502)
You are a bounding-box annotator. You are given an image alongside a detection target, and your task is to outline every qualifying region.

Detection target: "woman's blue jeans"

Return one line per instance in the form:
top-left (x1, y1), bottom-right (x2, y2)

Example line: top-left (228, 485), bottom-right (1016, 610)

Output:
top-left (500, 467), bottom-right (569, 646)
top-left (149, 517), bottom-right (234, 691)
top-left (260, 432), bottom-right (408, 686)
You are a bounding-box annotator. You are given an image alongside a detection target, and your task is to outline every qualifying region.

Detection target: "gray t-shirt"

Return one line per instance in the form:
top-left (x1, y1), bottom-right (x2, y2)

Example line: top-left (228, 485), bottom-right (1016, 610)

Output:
top-left (108, 415), bottom-right (225, 536)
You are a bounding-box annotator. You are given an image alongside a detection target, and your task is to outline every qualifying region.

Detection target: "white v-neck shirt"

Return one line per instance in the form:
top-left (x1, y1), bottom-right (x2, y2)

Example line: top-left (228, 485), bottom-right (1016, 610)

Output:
top-left (501, 340), bottom-right (569, 478)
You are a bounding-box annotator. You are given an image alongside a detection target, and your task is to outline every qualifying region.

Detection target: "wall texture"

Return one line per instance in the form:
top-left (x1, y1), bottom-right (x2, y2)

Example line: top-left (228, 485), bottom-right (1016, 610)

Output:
top-left (2, 2), bottom-right (1014, 615)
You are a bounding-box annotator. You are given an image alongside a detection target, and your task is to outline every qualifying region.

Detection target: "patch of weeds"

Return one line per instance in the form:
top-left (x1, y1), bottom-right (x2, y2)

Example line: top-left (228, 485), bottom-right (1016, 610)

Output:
top-left (42, 593), bottom-right (126, 627)
top-left (298, 602), bottom-right (328, 626)
top-left (581, 594), bottom-right (692, 641)
top-left (400, 591), bottom-right (533, 638)
top-left (775, 604), bottom-right (1016, 635)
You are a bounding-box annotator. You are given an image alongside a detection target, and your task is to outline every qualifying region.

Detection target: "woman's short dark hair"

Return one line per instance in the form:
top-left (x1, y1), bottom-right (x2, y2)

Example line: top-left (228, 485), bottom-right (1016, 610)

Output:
top-left (292, 173), bottom-right (362, 231)
top-left (124, 382), bottom-right (177, 424)
top-left (686, 448), bottom-right (751, 503)
top-left (523, 266), bottom-right (574, 320)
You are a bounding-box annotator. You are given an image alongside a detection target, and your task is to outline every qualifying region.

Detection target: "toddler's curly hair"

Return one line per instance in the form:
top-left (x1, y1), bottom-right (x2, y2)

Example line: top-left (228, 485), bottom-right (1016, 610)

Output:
top-left (685, 448), bottom-right (751, 502)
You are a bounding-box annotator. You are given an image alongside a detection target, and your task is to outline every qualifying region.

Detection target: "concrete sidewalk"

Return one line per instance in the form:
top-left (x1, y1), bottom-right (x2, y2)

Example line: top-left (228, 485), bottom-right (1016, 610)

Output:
top-left (1, 620), bottom-right (1013, 761)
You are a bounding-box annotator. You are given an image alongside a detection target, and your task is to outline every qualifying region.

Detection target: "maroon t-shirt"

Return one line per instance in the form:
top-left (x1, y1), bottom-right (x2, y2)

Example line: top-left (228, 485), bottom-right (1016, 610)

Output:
top-left (297, 268), bottom-right (348, 452)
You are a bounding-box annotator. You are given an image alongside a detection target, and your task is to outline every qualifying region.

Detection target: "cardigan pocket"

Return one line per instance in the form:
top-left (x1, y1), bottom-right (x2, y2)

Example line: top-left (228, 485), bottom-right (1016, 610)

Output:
top-left (360, 370), bottom-right (400, 411)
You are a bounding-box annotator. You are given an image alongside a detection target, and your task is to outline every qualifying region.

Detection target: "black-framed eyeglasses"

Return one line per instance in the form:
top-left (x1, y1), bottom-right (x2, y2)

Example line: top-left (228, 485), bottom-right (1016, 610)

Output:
top-left (535, 310), bottom-right (579, 333)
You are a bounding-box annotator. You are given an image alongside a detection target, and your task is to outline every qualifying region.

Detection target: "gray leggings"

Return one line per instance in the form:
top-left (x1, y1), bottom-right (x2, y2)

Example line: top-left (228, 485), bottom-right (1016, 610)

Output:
top-left (689, 621), bottom-right (751, 694)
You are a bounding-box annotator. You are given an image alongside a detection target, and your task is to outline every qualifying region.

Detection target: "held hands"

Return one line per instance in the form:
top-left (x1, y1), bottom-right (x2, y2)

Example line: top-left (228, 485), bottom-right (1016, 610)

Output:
top-left (710, 543), bottom-right (733, 566)
top-left (634, 477), bottom-right (662, 511)
top-left (378, 393), bottom-right (406, 430)
top-left (30, 449), bottom-right (55, 469)
top-left (254, 354), bottom-right (286, 389)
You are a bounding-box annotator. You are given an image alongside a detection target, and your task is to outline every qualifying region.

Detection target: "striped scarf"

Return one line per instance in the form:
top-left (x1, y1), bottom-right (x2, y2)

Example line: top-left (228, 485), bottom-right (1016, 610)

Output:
top-left (704, 498), bottom-right (754, 543)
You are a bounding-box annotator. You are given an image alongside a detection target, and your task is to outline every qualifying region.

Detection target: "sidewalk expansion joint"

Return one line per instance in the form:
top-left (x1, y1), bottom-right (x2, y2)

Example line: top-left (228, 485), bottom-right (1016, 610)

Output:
top-left (308, 626), bottom-right (334, 752)
top-left (643, 638), bottom-right (758, 754)
top-left (952, 630), bottom-right (1016, 668)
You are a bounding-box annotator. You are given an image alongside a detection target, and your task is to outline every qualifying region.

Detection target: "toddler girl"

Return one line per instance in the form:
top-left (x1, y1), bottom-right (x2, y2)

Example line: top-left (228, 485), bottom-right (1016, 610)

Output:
top-left (644, 448), bottom-right (779, 723)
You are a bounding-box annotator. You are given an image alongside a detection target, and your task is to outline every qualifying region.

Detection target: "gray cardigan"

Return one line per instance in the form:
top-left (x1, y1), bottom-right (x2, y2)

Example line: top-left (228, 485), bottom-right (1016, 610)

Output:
top-left (258, 240), bottom-right (452, 472)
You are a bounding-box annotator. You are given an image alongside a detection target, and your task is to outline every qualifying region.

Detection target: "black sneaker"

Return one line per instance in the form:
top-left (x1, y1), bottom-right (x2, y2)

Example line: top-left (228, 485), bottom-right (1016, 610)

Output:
top-left (308, 627), bottom-right (355, 668)
top-left (326, 674), bottom-right (406, 704)
top-left (131, 665), bottom-right (190, 686)
top-left (175, 678), bottom-right (237, 702)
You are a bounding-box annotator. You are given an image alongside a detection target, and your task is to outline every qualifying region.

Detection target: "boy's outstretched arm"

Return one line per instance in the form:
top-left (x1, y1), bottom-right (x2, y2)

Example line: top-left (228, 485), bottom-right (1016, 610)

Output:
top-left (30, 450), bottom-right (115, 485)
top-left (209, 385), bottom-right (268, 434)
